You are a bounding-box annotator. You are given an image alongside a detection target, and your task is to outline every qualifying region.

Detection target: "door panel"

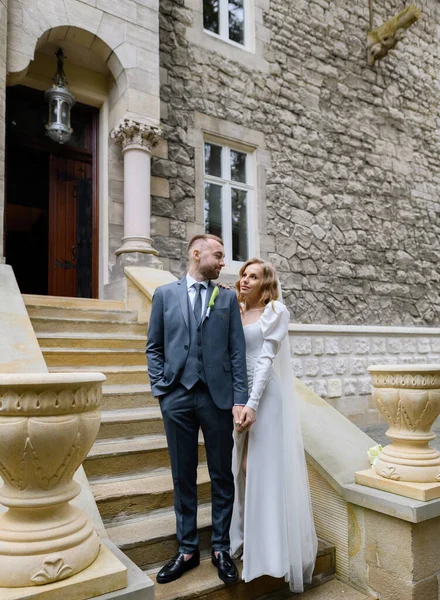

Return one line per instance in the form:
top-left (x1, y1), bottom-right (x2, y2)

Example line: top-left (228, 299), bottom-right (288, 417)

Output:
top-left (48, 155), bottom-right (92, 297)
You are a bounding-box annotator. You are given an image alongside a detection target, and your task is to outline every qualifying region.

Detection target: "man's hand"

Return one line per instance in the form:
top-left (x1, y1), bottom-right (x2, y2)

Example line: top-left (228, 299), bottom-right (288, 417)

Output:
top-left (233, 405), bottom-right (244, 431)
top-left (235, 406), bottom-right (256, 433)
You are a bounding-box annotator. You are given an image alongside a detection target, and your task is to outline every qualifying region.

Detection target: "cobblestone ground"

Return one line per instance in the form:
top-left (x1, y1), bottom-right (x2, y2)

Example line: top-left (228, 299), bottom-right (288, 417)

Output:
top-left (361, 419), bottom-right (440, 452)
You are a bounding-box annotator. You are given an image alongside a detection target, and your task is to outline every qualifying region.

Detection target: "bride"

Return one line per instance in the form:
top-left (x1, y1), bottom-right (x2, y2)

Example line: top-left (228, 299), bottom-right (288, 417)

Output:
top-left (230, 257), bottom-right (317, 593)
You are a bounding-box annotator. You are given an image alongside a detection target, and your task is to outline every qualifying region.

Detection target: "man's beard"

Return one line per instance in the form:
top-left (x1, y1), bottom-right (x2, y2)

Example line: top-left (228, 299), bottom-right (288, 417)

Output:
top-left (199, 264), bottom-right (220, 280)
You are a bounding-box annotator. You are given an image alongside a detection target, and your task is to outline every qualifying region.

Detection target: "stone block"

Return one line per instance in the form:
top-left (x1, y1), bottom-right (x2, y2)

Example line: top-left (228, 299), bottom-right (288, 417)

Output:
top-left (335, 358), bottom-right (347, 375)
top-left (305, 358), bottom-right (319, 376)
top-left (0, 541), bottom-right (127, 600)
top-left (151, 177), bottom-right (169, 198)
top-left (325, 338), bottom-right (339, 355)
top-left (356, 469), bottom-right (440, 502)
top-left (320, 358), bottom-right (334, 376)
top-left (291, 358), bottom-right (304, 377)
top-left (293, 337), bottom-right (312, 355)
top-left (351, 357), bottom-right (367, 375)
top-left (417, 338), bottom-right (431, 354)
top-left (327, 378), bottom-right (342, 398)
top-left (64, 0), bottom-right (103, 33)
top-left (368, 565), bottom-right (438, 600)
top-left (97, 0), bottom-right (137, 22)
top-left (313, 337), bottom-right (324, 355)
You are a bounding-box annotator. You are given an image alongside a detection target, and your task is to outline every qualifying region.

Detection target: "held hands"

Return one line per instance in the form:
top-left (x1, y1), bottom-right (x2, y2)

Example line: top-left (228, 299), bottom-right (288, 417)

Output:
top-left (233, 405), bottom-right (256, 433)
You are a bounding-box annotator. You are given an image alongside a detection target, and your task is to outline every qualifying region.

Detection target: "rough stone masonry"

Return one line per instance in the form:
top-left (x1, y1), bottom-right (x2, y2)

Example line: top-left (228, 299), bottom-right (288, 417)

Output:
top-left (154, 0), bottom-right (440, 327)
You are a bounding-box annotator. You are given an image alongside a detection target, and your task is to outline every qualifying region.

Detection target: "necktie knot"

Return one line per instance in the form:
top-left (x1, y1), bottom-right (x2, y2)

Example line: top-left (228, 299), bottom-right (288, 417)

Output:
top-left (193, 283), bottom-right (203, 292)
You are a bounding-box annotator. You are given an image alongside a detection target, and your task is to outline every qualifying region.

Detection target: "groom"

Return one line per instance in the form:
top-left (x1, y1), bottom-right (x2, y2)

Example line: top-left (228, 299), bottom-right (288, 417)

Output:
top-left (146, 234), bottom-right (248, 584)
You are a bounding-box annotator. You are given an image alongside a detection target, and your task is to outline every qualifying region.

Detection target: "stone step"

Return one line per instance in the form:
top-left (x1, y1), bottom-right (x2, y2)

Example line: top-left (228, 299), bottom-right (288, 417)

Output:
top-left (31, 316), bottom-right (148, 335)
top-left (85, 434), bottom-right (206, 479)
top-left (101, 385), bottom-right (156, 410)
top-left (23, 294), bottom-right (125, 311)
top-left (42, 347), bottom-right (146, 367)
top-left (148, 547), bottom-right (338, 600)
top-left (283, 579), bottom-right (378, 599)
top-left (98, 407), bottom-right (164, 439)
top-left (108, 506), bottom-right (334, 580)
top-left (107, 504), bottom-right (212, 570)
top-left (91, 466), bottom-right (211, 521)
top-left (49, 365), bottom-right (149, 386)
top-left (26, 304), bottom-right (139, 322)
top-left (36, 333), bottom-right (146, 350)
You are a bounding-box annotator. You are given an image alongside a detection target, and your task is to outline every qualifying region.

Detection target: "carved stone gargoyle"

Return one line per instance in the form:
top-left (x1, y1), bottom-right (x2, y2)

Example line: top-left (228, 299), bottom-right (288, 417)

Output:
top-left (367, 4), bottom-right (421, 66)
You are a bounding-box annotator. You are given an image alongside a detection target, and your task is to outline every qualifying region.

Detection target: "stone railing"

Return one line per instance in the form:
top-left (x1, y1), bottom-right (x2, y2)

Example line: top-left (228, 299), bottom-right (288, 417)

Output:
top-left (289, 324), bottom-right (440, 426)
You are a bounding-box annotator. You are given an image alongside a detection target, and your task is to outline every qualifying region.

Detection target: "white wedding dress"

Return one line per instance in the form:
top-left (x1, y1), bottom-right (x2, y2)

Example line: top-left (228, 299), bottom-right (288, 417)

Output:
top-left (230, 301), bottom-right (317, 593)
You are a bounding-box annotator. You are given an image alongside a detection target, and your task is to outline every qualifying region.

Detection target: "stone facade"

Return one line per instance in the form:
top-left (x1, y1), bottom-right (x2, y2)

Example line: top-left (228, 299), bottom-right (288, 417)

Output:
top-left (155, 0), bottom-right (440, 326)
top-left (289, 324), bottom-right (440, 425)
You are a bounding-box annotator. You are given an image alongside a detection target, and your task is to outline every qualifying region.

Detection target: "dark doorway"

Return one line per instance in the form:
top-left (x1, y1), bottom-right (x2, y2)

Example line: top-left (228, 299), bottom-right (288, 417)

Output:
top-left (5, 85), bottom-right (99, 297)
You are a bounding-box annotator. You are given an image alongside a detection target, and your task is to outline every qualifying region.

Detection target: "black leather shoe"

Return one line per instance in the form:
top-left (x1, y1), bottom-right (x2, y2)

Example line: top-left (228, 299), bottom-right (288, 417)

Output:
top-left (156, 549), bottom-right (200, 584)
top-left (211, 550), bottom-right (239, 584)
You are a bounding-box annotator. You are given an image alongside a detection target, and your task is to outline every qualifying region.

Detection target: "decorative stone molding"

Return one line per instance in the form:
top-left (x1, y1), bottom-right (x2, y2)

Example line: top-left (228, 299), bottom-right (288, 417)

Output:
top-left (111, 119), bottom-right (162, 154)
top-left (355, 365), bottom-right (440, 501)
top-left (0, 373), bottom-right (105, 587)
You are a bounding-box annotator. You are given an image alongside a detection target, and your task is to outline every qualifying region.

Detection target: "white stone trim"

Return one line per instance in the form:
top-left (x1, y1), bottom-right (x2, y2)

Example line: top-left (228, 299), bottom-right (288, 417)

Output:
top-left (289, 323), bottom-right (440, 335)
top-left (189, 111), bottom-right (270, 270)
top-left (184, 0), bottom-right (270, 73)
top-left (99, 100), bottom-right (109, 294)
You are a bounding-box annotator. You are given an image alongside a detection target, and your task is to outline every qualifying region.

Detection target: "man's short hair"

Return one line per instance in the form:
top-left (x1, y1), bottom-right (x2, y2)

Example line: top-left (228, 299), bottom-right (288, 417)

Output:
top-left (187, 234), bottom-right (223, 255)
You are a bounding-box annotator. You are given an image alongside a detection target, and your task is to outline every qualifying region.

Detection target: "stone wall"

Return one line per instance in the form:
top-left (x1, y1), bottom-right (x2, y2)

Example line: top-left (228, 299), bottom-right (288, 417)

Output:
top-left (289, 324), bottom-right (440, 426)
top-left (155, 0), bottom-right (440, 326)
top-left (0, 0), bottom-right (6, 263)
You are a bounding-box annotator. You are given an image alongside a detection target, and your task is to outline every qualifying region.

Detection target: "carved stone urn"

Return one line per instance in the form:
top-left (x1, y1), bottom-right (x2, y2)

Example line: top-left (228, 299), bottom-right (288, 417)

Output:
top-left (0, 373), bottom-right (104, 587)
top-left (369, 365), bottom-right (440, 484)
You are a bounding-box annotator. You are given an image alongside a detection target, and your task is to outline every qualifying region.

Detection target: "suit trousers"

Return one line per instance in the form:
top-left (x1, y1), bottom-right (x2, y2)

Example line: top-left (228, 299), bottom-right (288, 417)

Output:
top-left (159, 381), bottom-right (234, 553)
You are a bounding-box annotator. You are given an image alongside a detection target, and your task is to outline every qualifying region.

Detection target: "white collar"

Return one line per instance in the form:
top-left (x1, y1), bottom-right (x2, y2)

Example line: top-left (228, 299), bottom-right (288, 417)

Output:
top-left (186, 274), bottom-right (208, 289)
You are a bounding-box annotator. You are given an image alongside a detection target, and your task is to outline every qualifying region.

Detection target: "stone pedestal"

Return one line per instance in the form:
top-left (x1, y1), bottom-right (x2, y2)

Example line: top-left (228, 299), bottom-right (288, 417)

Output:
top-left (111, 118), bottom-right (162, 266)
top-left (0, 372), bottom-right (126, 592)
top-left (355, 364), bottom-right (440, 501)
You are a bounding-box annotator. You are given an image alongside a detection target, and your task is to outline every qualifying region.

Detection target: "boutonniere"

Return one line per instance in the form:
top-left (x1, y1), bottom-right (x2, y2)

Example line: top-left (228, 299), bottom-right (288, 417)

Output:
top-left (206, 286), bottom-right (219, 318)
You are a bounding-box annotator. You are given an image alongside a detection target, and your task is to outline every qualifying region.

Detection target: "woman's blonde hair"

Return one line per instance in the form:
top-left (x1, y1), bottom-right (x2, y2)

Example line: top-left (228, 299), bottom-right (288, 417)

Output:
top-left (235, 257), bottom-right (279, 306)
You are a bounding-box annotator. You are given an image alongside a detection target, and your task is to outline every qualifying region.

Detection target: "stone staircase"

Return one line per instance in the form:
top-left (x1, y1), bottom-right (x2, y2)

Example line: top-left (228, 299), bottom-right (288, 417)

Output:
top-left (24, 294), bottom-right (377, 600)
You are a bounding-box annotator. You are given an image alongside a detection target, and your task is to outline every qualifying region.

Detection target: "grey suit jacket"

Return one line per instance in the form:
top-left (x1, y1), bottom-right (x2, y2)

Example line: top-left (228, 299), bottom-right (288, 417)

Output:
top-left (146, 277), bottom-right (248, 409)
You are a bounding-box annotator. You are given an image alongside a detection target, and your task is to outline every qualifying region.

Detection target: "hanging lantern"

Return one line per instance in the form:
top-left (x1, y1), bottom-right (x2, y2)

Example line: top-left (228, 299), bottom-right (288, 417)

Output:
top-left (45, 48), bottom-right (75, 144)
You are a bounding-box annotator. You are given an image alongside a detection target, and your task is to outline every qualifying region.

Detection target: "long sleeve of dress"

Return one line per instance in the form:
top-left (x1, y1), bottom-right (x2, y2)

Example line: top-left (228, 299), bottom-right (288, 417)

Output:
top-left (246, 301), bottom-right (290, 412)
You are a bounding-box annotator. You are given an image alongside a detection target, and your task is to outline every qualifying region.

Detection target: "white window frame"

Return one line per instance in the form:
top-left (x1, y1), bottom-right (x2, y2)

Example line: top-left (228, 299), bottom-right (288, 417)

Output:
top-left (203, 0), bottom-right (251, 50)
top-left (204, 136), bottom-right (256, 269)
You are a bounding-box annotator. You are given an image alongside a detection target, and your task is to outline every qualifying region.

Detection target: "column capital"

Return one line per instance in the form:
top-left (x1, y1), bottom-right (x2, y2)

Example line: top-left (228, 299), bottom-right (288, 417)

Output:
top-left (111, 118), bottom-right (162, 152)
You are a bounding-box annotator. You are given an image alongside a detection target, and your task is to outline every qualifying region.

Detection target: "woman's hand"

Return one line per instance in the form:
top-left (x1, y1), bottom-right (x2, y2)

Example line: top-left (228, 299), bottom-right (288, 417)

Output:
top-left (236, 406), bottom-right (256, 432)
top-left (217, 282), bottom-right (231, 290)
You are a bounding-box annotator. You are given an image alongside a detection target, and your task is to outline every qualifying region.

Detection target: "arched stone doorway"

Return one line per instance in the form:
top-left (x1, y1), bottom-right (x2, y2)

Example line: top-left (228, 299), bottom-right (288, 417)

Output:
top-left (3, 2), bottom-right (161, 296)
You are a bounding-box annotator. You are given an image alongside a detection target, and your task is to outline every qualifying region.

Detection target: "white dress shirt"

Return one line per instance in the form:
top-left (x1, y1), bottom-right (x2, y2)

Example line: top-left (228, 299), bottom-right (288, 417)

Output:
top-left (186, 274), bottom-right (208, 314)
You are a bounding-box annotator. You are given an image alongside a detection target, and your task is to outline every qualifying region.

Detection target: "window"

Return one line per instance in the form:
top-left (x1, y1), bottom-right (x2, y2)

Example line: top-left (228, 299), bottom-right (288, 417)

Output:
top-left (203, 0), bottom-right (246, 46)
top-left (204, 141), bottom-right (253, 264)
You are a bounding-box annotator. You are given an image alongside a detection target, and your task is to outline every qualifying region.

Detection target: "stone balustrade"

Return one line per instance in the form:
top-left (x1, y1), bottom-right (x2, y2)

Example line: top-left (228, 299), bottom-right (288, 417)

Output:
top-left (289, 324), bottom-right (440, 425)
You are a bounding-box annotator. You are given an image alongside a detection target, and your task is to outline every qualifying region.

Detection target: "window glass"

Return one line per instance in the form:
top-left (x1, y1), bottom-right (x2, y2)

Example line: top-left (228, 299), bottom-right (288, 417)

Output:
top-left (205, 142), bottom-right (222, 177)
top-left (231, 188), bottom-right (248, 261)
top-left (204, 182), bottom-right (222, 239)
top-left (203, 0), bottom-right (220, 34)
top-left (228, 0), bottom-right (244, 44)
top-left (230, 149), bottom-right (246, 183)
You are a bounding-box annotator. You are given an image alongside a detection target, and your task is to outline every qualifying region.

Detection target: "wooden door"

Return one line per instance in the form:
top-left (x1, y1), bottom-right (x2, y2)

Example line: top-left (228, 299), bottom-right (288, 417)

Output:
top-left (48, 155), bottom-right (93, 297)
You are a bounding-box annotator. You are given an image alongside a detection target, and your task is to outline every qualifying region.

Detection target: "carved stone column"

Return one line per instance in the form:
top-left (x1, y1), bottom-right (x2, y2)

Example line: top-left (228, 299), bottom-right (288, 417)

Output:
top-left (355, 364), bottom-right (440, 501)
top-left (111, 119), bottom-right (162, 268)
top-left (0, 372), bottom-right (104, 587)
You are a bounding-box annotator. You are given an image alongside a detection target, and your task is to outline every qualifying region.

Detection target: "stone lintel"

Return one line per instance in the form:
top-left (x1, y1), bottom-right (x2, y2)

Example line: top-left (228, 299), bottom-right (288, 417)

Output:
top-left (355, 468), bottom-right (440, 502)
